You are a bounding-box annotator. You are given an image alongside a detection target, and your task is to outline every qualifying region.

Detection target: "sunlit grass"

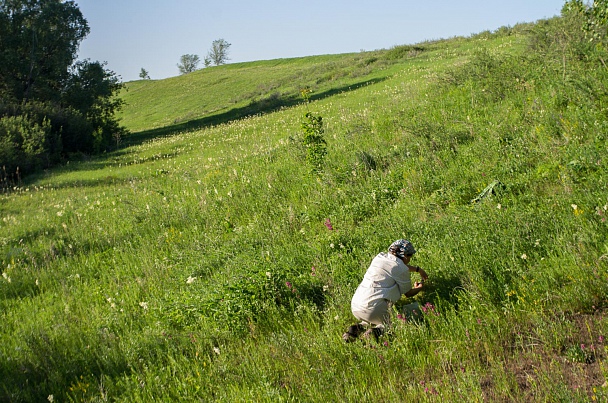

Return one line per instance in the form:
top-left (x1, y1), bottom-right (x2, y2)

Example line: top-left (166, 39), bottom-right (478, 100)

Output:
top-left (1, 19), bottom-right (607, 402)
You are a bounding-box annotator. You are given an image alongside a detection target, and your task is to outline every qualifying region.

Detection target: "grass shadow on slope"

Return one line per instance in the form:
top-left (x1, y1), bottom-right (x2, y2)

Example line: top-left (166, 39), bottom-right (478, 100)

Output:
top-left (420, 272), bottom-right (464, 308)
top-left (123, 77), bottom-right (387, 147)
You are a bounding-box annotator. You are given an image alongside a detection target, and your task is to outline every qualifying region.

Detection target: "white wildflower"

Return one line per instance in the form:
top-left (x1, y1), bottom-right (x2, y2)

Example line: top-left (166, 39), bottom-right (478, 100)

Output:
top-left (213, 347), bottom-right (221, 355)
top-left (521, 254), bottom-right (528, 260)
top-left (139, 301), bottom-right (148, 310)
top-left (186, 276), bottom-right (197, 284)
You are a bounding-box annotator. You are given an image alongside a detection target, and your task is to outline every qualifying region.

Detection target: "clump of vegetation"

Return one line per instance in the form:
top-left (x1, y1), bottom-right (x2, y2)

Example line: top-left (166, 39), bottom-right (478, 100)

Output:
top-left (0, 0), bottom-right (127, 183)
top-left (301, 111), bottom-right (327, 174)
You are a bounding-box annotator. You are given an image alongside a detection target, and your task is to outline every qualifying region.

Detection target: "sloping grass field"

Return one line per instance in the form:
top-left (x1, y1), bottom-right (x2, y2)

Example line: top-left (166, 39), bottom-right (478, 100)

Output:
top-left (1, 15), bottom-right (607, 402)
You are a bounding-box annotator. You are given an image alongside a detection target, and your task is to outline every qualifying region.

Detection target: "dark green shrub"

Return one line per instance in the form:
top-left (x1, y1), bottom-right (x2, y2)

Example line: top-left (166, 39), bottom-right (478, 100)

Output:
top-left (0, 114), bottom-right (54, 174)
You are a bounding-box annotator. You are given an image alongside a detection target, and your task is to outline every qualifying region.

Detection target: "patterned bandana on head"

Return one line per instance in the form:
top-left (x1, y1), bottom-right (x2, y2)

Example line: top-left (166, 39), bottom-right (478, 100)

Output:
top-left (388, 239), bottom-right (416, 258)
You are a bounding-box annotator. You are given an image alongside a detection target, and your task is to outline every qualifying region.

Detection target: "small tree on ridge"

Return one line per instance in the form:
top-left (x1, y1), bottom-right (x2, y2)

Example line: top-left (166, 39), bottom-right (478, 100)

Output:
top-left (207, 39), bottom-right (231, 66)
top-left (177, 54), bottom-right (200, 74)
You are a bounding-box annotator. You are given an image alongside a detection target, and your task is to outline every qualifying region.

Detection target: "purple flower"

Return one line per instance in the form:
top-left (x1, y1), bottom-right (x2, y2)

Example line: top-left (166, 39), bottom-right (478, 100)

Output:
top-left (285, 281), bottom-right (292, 289)
top-left (324, 218), bottom-right (334, 230)
top-left (599, 335), bottom-right (605, 343)
top-left (421, 302), bottom-right (439, 316)
top-left (424, 386), bottom-right (438, 395)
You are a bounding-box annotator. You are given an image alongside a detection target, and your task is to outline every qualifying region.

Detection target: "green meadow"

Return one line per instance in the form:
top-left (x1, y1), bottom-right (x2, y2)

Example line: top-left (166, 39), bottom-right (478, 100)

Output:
top-left (1, 12), bottom-right (608, 403)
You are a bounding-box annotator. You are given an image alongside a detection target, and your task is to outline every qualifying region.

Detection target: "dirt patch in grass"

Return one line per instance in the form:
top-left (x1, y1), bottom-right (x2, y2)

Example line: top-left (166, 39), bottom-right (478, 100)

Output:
top-left (484, 310), bottom-right (608, 402)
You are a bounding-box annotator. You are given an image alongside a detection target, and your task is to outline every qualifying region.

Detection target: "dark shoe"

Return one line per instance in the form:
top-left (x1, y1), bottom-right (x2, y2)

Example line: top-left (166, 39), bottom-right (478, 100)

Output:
top-left (362, 327), bottom-right (383, 342)
top-left (342, 324), bottom-right (365, 342)
top-left (342, 332), bottom-right (356, 342)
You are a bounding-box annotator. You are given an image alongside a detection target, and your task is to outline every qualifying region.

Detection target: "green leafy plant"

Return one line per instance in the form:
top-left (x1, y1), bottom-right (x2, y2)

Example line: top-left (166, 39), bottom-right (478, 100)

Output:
top-left (301, 112), bottom-right (327, 174)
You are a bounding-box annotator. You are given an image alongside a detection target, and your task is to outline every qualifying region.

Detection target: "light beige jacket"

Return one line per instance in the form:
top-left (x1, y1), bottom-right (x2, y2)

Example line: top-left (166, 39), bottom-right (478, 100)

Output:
top-left (351, 252), bottom-right (412, 311)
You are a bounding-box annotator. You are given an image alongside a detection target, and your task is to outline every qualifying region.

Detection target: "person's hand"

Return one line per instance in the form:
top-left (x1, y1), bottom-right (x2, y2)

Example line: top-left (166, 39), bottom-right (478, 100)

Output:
top-left (405, 281), bottom-right (424, 297)
top-left (418, 268), bottom-right (429, 282)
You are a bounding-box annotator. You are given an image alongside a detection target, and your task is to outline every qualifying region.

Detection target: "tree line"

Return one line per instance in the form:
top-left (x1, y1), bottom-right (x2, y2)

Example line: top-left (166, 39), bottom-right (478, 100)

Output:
top-left (0, 0), bottom-right (127, 181)
top-left (138, 39), bottom-right (231, 79)
top-left (177, 39), bottom-right (231, 75)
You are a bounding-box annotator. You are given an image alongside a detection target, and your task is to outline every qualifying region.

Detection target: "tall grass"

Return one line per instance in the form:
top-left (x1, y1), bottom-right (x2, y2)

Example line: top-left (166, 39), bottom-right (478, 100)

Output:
top-left (1, 15), bottom-right (607, 402)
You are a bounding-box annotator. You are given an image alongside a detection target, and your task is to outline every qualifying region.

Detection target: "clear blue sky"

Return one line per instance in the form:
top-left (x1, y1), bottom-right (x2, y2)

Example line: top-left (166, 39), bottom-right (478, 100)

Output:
top-left (75, 0), bottom-right (566, 82)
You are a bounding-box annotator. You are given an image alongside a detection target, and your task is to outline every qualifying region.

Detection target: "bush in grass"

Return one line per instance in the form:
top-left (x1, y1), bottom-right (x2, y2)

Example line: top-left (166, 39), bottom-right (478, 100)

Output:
top-left (197, 266), bottom-right (325, 335)
top-left (301, 112), bottom-right (327, 174)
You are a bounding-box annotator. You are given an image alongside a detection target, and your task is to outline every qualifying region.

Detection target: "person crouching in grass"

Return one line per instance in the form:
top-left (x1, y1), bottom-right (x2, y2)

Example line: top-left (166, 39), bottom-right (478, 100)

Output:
top-left (343, 239), bottom-right (429, 342)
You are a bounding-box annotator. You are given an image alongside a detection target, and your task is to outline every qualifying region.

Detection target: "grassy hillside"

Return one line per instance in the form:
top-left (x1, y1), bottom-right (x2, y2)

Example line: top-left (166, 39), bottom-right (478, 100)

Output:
top-left (117, 34), bottom-right (511, 135)
top-left (1, 13), bottom-right (608, 402)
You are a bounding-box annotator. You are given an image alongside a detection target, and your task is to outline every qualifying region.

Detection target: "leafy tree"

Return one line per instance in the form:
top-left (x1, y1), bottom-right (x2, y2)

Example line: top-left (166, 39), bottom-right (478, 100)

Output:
top-left (139, 68), bottom-right (150, 79)
top-left (563, 0), bottom-right (608, 43)
top-left (177, 54), bottom-right (200, 74)
top-left (0, 0), bottom-right (127, 177)
top-left (0, 0), bottom-right (89, 103)
top-left (61, 60), bottom-right (126, 152)
top-left (207, 38), bottom-right (231, 66)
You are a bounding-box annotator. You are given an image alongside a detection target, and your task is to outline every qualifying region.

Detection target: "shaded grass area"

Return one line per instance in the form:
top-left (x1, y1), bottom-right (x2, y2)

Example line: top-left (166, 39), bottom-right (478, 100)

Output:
top-left (123, 77), bottom-right (387, 147)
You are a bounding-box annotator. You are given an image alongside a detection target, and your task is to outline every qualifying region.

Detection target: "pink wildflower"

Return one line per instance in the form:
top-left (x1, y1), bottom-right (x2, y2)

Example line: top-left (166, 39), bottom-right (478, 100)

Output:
top-left (599, 335), bottom-right (605, 343)
top-left (324, 218), bottom-right (334, 230)
top-left (424, 386), bottom-right (438, 395)
top-left (421, 302), bottom-right (439, 316)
